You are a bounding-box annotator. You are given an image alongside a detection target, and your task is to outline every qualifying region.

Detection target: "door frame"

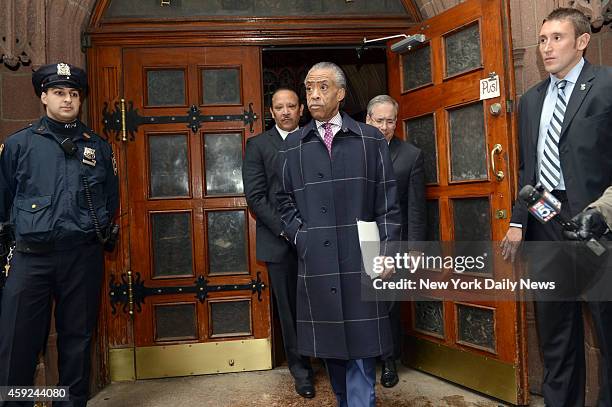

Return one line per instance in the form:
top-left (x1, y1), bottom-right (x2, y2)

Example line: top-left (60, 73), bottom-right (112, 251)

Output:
top-left (86, 0), bottom-right (521, 398)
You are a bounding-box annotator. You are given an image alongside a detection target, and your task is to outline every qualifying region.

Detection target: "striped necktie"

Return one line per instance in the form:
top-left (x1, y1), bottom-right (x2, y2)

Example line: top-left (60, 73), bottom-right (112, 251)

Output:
top-left (539, 79), bottom-right (567, 191)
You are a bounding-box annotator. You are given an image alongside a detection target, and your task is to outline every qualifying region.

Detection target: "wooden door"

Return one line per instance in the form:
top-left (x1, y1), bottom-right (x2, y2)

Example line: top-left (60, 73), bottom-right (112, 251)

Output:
top-left (387, 0), bottom-right (526, 404)
top-left (116, 46), bottom-right (270, 379)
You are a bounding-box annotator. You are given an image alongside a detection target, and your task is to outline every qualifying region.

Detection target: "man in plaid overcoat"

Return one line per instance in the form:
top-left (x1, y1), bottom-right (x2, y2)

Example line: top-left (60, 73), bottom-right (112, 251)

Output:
top-left (277, 62), bottom-right (401, 407)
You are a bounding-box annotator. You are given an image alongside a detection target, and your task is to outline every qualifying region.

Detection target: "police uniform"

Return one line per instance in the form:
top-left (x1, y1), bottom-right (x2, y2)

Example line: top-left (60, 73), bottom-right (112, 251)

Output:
top-left (0, 63), bottom-right (119, 407)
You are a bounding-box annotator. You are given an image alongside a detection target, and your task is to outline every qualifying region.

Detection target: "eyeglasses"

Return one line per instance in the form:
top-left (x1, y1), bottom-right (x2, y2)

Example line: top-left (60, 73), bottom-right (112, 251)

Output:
top-left (369, 116), bottom-right (397, 127)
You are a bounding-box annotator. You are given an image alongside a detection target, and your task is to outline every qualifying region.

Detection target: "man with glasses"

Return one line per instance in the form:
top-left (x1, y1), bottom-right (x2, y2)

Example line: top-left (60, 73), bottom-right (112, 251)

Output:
top-left (366, 95), bottom-right (426, 387)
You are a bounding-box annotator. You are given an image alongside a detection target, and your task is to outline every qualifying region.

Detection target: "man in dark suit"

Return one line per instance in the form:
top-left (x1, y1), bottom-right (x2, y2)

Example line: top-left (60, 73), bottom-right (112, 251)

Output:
top-left (277, 62), bottom-right (400, 407)
top-left (500, 8), bottom-right (612, 406)
top-left (366, 95), bottom-right (426, 387)
top-left (242, 88), bottom-right (314, 398)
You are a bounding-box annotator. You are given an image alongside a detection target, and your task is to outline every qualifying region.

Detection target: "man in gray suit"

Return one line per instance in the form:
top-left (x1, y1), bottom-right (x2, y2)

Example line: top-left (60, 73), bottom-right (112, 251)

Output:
top-left (366, 95), bottom-right (426, 388)
top-left (242, 88), bottom-right (314, 398)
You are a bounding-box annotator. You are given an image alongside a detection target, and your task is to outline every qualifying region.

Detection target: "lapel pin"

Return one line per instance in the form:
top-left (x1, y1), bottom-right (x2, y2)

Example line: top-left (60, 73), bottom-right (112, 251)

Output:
top-left (580, 83), bottom-right (586, 90)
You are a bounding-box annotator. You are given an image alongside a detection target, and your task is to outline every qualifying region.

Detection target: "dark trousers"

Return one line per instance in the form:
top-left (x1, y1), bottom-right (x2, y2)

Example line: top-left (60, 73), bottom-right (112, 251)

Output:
top-left (266, 252), bottom-right (312, 381)
top-left (326, 358), bottom-right (376, 407)
top-left (386, 301), bottom-right (401, 361)
top-left (0, 243), bottom-right (104, 407)
top-left (527, 192), bottom-right (612, 407)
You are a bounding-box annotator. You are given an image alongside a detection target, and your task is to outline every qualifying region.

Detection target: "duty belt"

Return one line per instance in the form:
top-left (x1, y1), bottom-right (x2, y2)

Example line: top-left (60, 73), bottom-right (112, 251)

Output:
top-left (15, 235), bottom-right (98, 254)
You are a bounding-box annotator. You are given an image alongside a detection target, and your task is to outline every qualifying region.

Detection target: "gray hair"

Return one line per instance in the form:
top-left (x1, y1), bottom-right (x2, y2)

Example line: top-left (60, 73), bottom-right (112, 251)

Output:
top-left (367, 95), bottom-right (398, 117)
top-left (306, 62), bottom-right (346, 89)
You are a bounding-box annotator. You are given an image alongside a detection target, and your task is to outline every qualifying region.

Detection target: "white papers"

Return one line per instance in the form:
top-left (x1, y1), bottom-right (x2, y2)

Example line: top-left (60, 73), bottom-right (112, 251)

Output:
top-left (357, 220), bottom-right (380, 280)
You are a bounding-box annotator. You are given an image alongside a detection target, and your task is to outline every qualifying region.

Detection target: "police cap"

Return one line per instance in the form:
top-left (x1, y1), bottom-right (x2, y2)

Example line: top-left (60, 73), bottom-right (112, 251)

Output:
top-left (32, 62), bottom-right (88, 97)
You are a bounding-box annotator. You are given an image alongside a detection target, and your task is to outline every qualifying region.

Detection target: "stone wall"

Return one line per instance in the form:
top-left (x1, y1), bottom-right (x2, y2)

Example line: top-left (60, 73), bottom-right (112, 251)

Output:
top-left (0, 0), bottom-right (96, 144)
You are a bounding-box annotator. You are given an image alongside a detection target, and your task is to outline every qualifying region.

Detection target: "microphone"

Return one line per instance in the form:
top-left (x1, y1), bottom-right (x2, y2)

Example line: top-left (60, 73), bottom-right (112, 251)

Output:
top-left (519, 184), bottom-right (606, 256)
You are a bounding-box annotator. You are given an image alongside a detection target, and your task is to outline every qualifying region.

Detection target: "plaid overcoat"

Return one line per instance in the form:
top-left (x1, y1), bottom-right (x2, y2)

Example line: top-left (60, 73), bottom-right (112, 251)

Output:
top-left (277, 113), bottom-right (401, 360)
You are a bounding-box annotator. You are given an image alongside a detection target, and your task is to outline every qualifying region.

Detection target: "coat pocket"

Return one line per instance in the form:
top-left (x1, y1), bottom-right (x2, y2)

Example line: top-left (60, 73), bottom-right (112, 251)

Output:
top-left (14, 195), bottom-right (53, 236)
top-left (295, 228), bottom-right (308, 259)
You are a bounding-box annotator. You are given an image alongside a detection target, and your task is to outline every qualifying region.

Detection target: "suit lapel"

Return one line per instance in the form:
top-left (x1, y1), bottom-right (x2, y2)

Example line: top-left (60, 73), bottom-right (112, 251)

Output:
top-left (389, 137), bottom-right (400, 163)
top-left (560, 62), bottom-right (595, 139)
top-left (269, 127), bottom-right (283, 151)
top-left (530, 80), bottom-right (549, 149)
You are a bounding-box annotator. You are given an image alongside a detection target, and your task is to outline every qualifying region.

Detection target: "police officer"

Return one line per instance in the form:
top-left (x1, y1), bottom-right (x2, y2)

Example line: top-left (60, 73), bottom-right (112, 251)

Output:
top-left (0, 62), bottom-right (119, 406)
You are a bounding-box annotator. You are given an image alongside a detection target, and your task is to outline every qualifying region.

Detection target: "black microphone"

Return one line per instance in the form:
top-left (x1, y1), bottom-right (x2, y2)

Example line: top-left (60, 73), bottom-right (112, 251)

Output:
top-left (518, 184), bottom-right (578, 230)
top-left (519, 184), bottom-right (606, 256)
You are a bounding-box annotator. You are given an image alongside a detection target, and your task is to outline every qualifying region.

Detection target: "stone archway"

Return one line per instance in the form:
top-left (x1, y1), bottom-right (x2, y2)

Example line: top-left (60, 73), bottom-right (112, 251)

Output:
top-left (0, 0), bottom-right (96, 139)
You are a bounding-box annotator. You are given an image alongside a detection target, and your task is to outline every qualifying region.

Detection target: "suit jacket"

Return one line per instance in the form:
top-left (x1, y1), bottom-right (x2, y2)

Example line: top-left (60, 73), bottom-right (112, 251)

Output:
top-left (277, 113), bottom-right (400, 359)
top-left (510, 61), bottom-right (612, 235)
top-left (388, 137), bottom-right (426, 241)
top-left (242, 127), bottom-right (292, 263)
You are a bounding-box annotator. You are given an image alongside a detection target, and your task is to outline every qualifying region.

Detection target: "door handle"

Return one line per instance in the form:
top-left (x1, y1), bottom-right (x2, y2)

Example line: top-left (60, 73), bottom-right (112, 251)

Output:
top-left (490, 144), bottom-right (504, 181)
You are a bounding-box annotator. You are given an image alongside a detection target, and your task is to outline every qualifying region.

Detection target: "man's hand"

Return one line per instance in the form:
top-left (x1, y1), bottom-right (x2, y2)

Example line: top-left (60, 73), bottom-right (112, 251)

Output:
top-left (564, 208), bottom-right (608, 241)
top-left (500, 227), bottom-right (522, 263)
top-left (375, 256), bottom-right (396, 280)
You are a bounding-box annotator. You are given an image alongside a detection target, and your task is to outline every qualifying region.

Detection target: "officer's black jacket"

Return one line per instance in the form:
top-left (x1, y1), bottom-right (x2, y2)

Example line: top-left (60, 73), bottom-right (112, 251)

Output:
top-left (0, 117), bottom-right (119, 244)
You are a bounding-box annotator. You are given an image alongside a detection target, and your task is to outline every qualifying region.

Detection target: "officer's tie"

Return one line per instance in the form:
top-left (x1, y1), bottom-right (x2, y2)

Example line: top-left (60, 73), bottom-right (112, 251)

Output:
top-left (539, 79), bottom-right (567, 191)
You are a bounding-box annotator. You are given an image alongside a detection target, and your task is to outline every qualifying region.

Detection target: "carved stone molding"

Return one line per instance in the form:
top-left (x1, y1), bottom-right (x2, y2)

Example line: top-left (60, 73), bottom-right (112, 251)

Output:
top-left (565, 0), bottom-right (612, 30)
top-left (513, 48), bottom-right (526, 68)
top-left (0, 0), bottom-right (46, 69)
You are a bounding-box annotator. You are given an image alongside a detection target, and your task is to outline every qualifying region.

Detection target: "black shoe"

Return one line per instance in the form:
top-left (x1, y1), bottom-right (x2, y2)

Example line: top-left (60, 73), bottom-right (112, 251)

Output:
top-left (295, 378), bottom-right (315, 398)
top-left (380, 359), bottom-right (399, 388)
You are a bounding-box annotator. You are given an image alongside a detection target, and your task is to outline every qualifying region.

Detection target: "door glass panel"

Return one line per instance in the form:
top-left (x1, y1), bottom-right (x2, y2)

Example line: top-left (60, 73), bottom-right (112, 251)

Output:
top-left (414, 300), bottom-right (444, 337)
top-left (401, 43), bottom-right (432, 92)
top-left (405, 114), bottom-right (437, 184)
top-left (452, 198), bottom-right (491, 274)
top-left (155, 303), bottom-right (197, 341)
top-left (207, 210), bottom-right (248, 275)
top-left (457, 304), bottom-right (495, 351)
top-left (151, 212), bottom-right (194, 277)
top-left (105, 0), bottom-right (410, 18)
top-left (204, 133), bottom-right (243, 195)
top-left (426, 200), bottom-right (440, 241)
top-left (449, 102), bottom-right (487, 181)
top-left (146, 69), bottom-right (186, 106)
top-left (210, 300), bottom-right (251, 337)
top-left (452, 198), bottom-right (491, 241)
top-left (149, 134), bottom-right (190, 198)
top-left (445, 23), bottom-right (482, 77)
top-left (202, 68), bottom-right (241, 105)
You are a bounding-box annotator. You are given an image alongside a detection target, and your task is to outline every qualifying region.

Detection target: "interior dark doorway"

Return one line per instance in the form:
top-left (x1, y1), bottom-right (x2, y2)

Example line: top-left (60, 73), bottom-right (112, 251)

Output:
top-left (262, 45), bottom-right (389, 130)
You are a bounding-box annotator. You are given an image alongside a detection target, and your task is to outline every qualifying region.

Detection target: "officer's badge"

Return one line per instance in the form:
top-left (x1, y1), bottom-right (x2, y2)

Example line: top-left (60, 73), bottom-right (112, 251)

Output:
top-left (57, 63), bottom-right (71, 77)
top-left (112, 152), bottom-right (118, 176)
top-left (82, 147), bottom-right (96, 167)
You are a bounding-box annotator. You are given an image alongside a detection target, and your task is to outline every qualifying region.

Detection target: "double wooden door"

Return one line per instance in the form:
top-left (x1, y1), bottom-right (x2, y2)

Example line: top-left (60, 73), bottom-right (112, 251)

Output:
top-left (107, 46), bottom-right (271, 379)
top-left (388, 0), bottom-right (526, 404)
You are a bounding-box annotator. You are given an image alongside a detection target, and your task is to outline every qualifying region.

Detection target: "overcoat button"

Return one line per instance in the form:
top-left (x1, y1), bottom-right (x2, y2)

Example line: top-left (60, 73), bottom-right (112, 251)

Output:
top-left (331, 287), bottom-right (337, 294)
top-left (321, 206), bottom-right (327, 213)
top-left (324, 240), bottom-right (330, 247)
top-left (317, 172), bottom-right (324, 178)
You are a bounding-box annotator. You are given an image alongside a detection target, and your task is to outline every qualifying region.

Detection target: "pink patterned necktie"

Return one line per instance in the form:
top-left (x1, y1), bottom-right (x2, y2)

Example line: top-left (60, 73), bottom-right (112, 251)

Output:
top-left (323, 122), bottom-right (333, 156)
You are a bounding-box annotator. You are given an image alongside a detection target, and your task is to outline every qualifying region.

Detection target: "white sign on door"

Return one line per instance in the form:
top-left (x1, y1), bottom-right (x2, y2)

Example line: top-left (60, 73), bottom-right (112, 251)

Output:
top-left (480, 74), bottom-right (500, 100)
